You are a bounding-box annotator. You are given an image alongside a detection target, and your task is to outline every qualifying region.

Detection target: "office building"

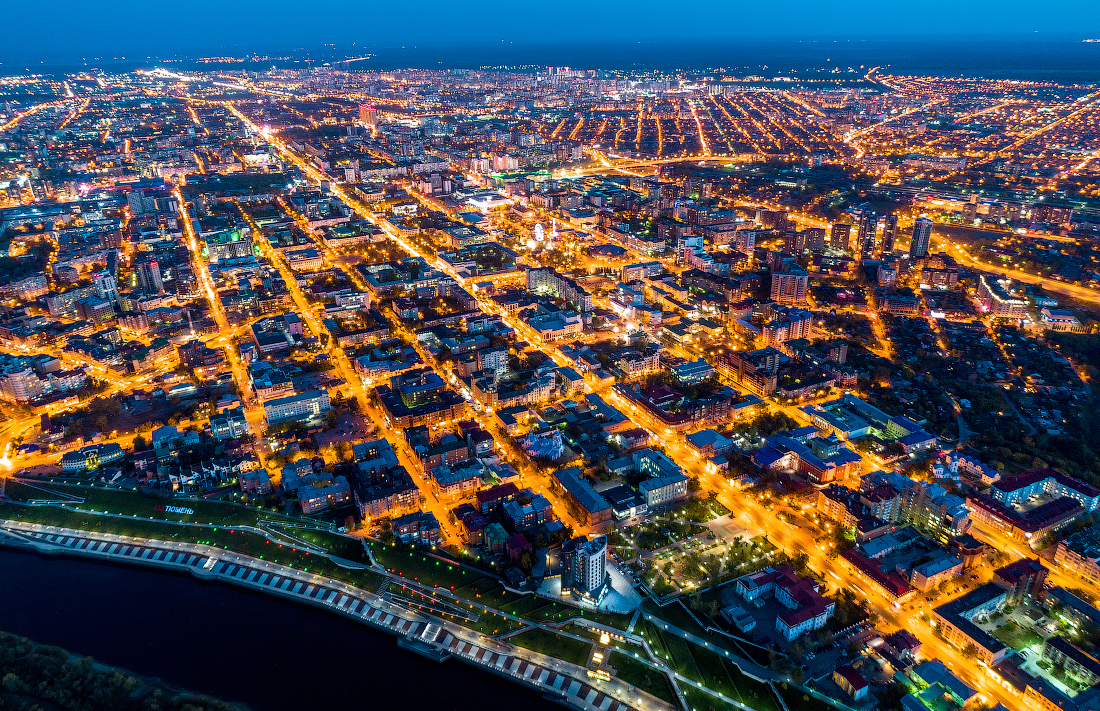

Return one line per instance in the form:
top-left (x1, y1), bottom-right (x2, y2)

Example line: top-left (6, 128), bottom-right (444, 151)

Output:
top-left (203, 228), bottom-right (254, 262)
top-left (526, 267), bottom-right (593, 311)
top-left (210, 407), bottom-right (249, 441)
top-left (909, 218), bottom-right (933, 259)
top-left (857, 212), bottom-right (877, 260)
top-left (881, 214), bottom-right (898, 254)
top-left (976, 275), bottom-right (1029, 320)
top-left (92, 271), bottom-right (119, 306)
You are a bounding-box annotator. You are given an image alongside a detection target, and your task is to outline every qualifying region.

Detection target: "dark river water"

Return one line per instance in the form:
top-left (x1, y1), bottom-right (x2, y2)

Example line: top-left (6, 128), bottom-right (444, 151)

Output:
top-left (0, 547), bottom-right (559, 711)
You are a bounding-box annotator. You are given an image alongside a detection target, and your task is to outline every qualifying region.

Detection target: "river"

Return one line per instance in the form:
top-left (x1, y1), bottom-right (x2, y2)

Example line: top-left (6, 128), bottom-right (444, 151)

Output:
top-left (0, 547), bottom-right (560, 711)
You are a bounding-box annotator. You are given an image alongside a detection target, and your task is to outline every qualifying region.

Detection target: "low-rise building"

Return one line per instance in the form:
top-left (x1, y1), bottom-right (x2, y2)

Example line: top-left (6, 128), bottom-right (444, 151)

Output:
top-left (210, 407), bottom-right (249, 441)
top-left (931, 583), bottom-right (1010, 664)
top-left (839, 548), bottom-right (913, 602)
top-left (60, 443), bottom-right (124, 472)
top-left (967, 493), bottom-right (1081, 545)
top-left (1055, 525), bottom-right (1100, 585)
top-left (833, 666), bottom-right (868, 701)
top-left (296, 476), bottom-right (352, 514)
top-left (263, 389), bottom-right (331, 425)
top-left (909, 555), bottom-right (964, 591)
top-left (552, 466), bottom-right (612, 526)
top-left (992, 558), bottom-right (1047, 605)
top-left (990, 467), bottom-right (1100, 512)
top-left (392, 510), bottom-right (443, 547)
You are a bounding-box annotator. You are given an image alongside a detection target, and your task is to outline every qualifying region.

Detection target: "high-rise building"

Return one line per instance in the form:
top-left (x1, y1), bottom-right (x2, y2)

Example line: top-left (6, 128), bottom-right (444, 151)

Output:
top-left (830, 223), bottom-right (852, 252)
top-left (803, 228), bottom-right (827, 252)
top-left (526, 267), bottom-right (593, 311)
top-left (857, 213), bottom-right (877, 261)
top-left (126, 190), bottom-right (158, 216)
top-left (91, 271), bottom-right (119, 306)
top-left (202, 228), bottom-right (254, 263)
top-left (77, 298), bottom-right (116, 324)
top-left (910, 218), bottom-right (933, 260)
top-left (359, 104), bottom-right (377, 127)
top-left (0, 364), bottom-right (44, 403)
top-left (771, 270), bottom-right (809, 306)
top-left (881, 214), bottom-right (898, 255)
top-left (137, 260), bottom-right (165, 295)
top-left (561, 535), bottom-right (608, 602)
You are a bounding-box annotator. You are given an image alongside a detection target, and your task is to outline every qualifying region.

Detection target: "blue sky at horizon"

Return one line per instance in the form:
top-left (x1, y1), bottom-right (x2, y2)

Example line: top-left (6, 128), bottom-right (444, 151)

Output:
top-left (4, 0), bottom-right (1100, 63)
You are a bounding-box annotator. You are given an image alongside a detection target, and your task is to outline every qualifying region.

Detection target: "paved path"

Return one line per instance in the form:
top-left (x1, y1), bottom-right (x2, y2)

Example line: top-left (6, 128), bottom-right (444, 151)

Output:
top-left (638, 612), bottom-right (775, 683)
top-left (0, 520), bottom-right (675, 711)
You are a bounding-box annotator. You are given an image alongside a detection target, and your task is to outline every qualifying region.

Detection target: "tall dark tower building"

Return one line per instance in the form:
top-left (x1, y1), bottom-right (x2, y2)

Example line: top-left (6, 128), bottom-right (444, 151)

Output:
top-left (137, 260), bottom-right (164, 295)
top-left (881, 214), bottom-right (898, 255)
top-left (858, 212), bottom-right (877, 261)
top-left (909, 218), bottom-right (933, 260)
top-left (830, 223), bottom-right (852, 252)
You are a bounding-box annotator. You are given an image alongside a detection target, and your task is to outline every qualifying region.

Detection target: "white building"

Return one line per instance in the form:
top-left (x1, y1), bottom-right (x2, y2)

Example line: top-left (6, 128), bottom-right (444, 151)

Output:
top-left (264, 390), bottom-right (332, 424)
top-left (561, 535), bottom-right (608, 602)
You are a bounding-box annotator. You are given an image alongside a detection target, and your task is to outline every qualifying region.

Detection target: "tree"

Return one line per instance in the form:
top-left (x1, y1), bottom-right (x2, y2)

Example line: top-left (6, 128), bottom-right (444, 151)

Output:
top-left (132, 435), bottom-right (147, 451)
top-left (519, 549), bottom-right (534, 573)
top-left (962, 644), bottom-right (978, 660)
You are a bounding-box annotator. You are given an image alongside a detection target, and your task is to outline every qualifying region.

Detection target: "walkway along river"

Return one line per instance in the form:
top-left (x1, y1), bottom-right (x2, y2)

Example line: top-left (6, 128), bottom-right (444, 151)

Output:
top-left (0, 544), bottom-right (564, 711)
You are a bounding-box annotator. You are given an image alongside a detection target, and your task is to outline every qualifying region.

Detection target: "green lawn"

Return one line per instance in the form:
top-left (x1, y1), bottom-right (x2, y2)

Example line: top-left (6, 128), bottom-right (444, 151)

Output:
top-left (692, 646), bottom-right (781, 711)
top-left (993, 621), bottom-right (1044, 651)
top-left (8, 481), bottom-right (285, 528)
top-left (610, 650), bottom-right (678, 705)
top-left (452, 576), bottom-right (504, 599)
top-left (566, 606), bottom-right (633, 630)
top-left (637, 620), bottom-right (781, 711)
top-left (509, 628), bottom-right (593, 667)
top-left (646, 600), bottom-right (709, 636)
top-left (295, 529), bottom-right (372, 563)
top-left (371, 544), bottom-right (631, 629)
top-left (683, 686), bottom-right (731, 711)
top-left (0, 502), bottom-right (386, 592)
top-left (774, 682), bottom-right (838, 711)
top-left (464, 614), bottom-right (525, 636)
top-left (372, 543), bottom-right (487, 590)
top-left (383, 584), bottom-right (523, 634)
top-left (645, 601), bottom-right (767, 664)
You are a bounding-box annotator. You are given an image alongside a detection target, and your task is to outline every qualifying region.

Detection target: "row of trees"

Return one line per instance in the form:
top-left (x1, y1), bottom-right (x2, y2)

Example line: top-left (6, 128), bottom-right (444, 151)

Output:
top-left (0, 631), bottom-right (243, 711)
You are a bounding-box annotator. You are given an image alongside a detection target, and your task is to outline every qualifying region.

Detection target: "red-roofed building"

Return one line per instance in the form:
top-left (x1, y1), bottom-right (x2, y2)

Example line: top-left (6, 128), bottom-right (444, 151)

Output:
top-left (776, 574), bottom-right (835, 641)
top-left (734, 565), bottom-right (835, 641)
top-left (460, 511), bottom-right (489, 545)
top-left (882, 630), bottom-right (922, 662)
top-left (505, 532), bottom-right (533, 562)
top-left (993, 558), bottom-right (1048, 605)
top-left (991, 468), bottom-right (1100, 512)
top-left (477, 482), bottom-right (519, 514)
top-left (834, 665), bottom-right (868, 700)
top-left (840, 548), bottom-right (914, 601)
